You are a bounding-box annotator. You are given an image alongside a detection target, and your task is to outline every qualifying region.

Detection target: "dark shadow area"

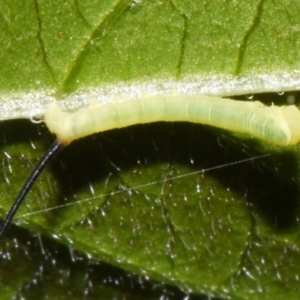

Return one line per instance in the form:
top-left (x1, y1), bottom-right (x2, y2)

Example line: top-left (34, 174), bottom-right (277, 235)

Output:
top-left (1, 224), bottom-right (219, 300)
top-left (52, 121), bottom-right (300, 232)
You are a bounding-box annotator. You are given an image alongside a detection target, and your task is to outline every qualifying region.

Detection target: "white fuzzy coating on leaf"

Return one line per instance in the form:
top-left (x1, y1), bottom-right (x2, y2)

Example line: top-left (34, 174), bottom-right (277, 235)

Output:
top-left (44, 94), bottom-right (300, 146)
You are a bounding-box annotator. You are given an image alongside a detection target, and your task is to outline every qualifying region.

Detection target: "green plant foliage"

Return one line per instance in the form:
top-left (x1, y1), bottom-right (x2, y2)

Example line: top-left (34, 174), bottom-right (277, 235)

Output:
top-left (0, 1), bottom-right (300, 299)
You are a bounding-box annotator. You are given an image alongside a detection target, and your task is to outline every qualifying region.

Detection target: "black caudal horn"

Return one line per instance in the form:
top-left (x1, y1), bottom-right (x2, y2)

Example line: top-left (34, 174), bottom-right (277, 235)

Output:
top-left (0, 141), bottom-right (63, 240)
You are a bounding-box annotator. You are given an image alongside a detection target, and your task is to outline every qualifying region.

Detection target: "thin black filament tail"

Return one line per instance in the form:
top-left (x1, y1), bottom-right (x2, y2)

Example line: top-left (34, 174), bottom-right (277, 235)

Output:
top-left (0, 140), bottom-right (64, 240)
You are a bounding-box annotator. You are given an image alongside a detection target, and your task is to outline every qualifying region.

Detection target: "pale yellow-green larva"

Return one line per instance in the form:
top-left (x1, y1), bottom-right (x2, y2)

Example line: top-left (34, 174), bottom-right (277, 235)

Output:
top-left (1, 93), bottom-right (300, 240)
top-left (45, 94), bottom-right (300, 146)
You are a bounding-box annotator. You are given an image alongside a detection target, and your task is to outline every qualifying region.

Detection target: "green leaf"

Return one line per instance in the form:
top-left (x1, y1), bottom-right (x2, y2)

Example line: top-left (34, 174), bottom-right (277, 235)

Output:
top-left (0, 1), bottom-right (300, 299)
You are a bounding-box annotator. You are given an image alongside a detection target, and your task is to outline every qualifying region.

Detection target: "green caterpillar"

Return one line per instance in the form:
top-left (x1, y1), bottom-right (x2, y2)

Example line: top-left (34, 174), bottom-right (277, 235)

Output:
top-left (45, 94), bottom-right (300, 146)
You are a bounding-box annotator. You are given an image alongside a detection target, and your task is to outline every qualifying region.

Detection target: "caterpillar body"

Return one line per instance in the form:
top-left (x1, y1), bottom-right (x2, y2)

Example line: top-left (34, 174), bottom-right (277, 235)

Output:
top-left (45, 94), bottom-right (300, 146)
